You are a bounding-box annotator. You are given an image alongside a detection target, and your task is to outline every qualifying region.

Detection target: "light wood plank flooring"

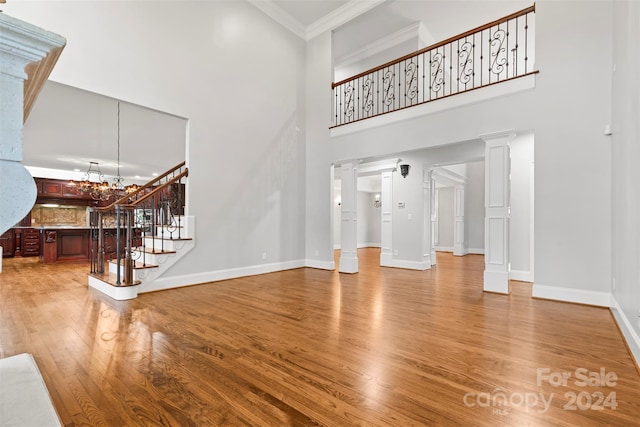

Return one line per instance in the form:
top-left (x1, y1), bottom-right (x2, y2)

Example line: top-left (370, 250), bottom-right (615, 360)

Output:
top-left (1, 249), bottom-right (639, 426)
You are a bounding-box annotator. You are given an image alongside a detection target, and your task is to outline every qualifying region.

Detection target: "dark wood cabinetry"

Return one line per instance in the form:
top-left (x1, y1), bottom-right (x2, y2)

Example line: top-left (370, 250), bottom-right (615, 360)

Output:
top-left (19, 229), bottom-right (41, 257)
top-left (34, 177), bottom-right (101, 205)
top-left (1, 229), bottom-right (15, 257)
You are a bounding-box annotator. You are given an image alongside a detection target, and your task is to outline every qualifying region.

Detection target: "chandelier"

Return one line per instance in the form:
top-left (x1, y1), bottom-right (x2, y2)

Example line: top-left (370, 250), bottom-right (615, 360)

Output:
top-left (69, 161), bottom-right (113, 201)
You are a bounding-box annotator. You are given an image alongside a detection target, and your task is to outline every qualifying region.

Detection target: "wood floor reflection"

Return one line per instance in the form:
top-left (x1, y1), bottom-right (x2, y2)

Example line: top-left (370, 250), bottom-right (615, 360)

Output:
top-left (1, 249), bottom-right (639, 426)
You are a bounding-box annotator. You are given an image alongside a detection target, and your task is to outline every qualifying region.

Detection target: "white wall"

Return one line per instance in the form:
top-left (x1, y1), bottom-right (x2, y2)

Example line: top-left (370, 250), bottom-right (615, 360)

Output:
top-left (357, 191), bottom-right (381, 247)
top-left (306, 1), bottom-right (613, 302)
top-left (465, 161), bottom-right (485, 252)
top-left (436, 187), bottom-right (454, 249)
top-left (510, 133), bottom-right (534, 281)
top-left (611, 1), bottom-right (640, 363)
top-left (5, 2), bottom-right (307, 278)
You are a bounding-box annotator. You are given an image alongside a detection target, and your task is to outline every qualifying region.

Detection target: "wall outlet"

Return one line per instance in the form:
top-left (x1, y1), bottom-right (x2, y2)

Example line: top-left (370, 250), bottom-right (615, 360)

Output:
top-left (262, 252), bottom-right (267, 260)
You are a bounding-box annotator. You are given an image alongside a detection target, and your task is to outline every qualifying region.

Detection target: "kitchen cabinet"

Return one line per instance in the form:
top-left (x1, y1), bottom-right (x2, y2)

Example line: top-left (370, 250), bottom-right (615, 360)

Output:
top-left (1, 229), bottom-right (15, 257)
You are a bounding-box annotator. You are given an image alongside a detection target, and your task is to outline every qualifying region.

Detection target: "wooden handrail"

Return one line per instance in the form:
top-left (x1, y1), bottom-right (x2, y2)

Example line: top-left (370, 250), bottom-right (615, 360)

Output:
top-left (331, 4), bottom-right (535, 89)
top-left (99, 161), bottom-right (186, 211)
top-left (118, 170), bottom-right (188, 208)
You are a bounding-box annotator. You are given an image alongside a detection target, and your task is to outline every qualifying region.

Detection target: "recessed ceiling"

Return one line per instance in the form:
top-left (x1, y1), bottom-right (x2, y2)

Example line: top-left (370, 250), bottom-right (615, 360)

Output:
top-left (23, 81), bottom-right (186, 183)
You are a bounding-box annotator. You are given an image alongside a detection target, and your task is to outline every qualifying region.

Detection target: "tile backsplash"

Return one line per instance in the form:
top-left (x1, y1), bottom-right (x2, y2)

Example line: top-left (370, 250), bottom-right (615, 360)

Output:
top-left (31, 205), bottom-right (88, 227)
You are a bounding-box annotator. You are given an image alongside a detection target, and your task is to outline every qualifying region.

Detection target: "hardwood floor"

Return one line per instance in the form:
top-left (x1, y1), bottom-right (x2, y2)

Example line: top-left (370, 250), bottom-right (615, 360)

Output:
top-left (1, 249), bottom-right (639, 426)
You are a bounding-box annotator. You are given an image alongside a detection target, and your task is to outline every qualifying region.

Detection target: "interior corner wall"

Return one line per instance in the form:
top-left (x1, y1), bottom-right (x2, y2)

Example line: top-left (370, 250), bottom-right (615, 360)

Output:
top-left (5, 1), bottom-right (307, 279)
top-left (465, 161), bottom-right (485, 253)
top-left (611, 0), bottom-right (640, 360)
top-left (436, 187), bottom-right (454, 249)
top-left (509, 134), bottom-right (534, 278)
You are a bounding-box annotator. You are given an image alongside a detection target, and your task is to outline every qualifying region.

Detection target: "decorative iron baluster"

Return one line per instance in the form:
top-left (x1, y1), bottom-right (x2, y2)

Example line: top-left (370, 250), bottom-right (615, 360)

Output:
top-left (459, 39), bottom-right (474, 87)
top-left (490, 26), bottom-right (507, 78)
top-left (343, 83), bottom-right (355, 120)
top-left (430, 50), bottom-right (444, 97)
top-left (382, 68), bottom-right (395, 109)
top-left (362, 77), bottom-right (374, 115)
top-left (405, 60), bottom-right (418, 103)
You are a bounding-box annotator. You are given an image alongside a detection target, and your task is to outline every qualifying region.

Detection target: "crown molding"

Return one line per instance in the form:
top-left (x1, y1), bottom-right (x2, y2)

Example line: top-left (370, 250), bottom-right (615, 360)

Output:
top-left (247, 0), bottom-right (306, 39)
top-left (249, 0), bottom-right (386, 42)
top-left (306, 0), bottom-right (386, 41)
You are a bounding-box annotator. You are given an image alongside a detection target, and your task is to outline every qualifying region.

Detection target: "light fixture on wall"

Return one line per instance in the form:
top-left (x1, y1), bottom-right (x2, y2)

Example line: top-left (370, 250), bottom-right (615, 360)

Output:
top-left (374, 194), bottom-right (381, 208)
top-left (400, 164), bottom-right (410, 178)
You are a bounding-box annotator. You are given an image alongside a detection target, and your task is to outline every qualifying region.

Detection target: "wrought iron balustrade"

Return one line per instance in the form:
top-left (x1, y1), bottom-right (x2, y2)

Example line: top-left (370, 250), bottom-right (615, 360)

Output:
top-left (89, 161), bottom-right (188, 286)
top-left (332, 5), bottom-right (537, 127)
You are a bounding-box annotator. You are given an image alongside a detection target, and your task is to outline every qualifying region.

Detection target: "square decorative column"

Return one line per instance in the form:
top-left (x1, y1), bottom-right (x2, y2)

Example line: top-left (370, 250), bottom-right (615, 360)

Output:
top-left (453, 184), bottom-right (466, 256)
top-left (339, 160), bottom-right (358, 273)
top-left (379, 170), bottom-right (393, 267)
top-left (0, 13), bottom-right (65, 234)
top-left (482, 131), bottom-right (515, 294)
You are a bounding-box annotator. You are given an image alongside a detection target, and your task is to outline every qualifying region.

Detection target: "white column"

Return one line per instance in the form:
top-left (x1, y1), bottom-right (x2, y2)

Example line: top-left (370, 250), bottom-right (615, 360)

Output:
top-left (422, 170), bottom-right (433, 266)
top-left (482, 131), bottom-right (514, 294)
top-left (453, 184), bottom-right (466, 256)
top-left (379, 170), bottom-right (393, 267)
top-left (430, 175), bottom-right (437, 265)
top-left (339, 160), bottom-right (358, 273)
top-left (0, 14), bottom-right (65, 235)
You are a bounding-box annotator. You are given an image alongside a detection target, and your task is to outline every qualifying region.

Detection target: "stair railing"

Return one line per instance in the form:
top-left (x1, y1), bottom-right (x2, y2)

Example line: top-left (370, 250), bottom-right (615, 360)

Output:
top-left (331, 4), bottom-right (537, 127)
top-left (89, 162), bottom-right (188, 286)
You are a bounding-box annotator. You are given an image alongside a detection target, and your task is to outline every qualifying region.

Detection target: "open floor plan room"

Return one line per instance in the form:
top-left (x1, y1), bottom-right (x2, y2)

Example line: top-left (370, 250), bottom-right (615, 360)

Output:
top-left (1, 249), bottom-right (638, 426)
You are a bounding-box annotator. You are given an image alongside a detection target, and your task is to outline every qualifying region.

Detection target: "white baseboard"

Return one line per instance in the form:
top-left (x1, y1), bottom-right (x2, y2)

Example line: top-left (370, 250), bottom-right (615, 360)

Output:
top-left (358, 243), bottom-right (381, 248)
top-left (333, 244), bottom-right (341, 250)
top-left (467, 247), bottom-right (485, 255)
top-left (88, 276), bottom-right (140, 300)
top-left (610, 296), bottom-right (640, 368)
top-left (140, 259), bottom-right (306, 293)
top-left (305, 259), bottom-right (335, 270)
top-left (380, 258), bottom-right (431, 270)
top-left (434, 246), bottom-right (453, 252)
top-left (532, 283), bottom-right (611, 307)
top-left (510, 269), bottom-right (533, 282)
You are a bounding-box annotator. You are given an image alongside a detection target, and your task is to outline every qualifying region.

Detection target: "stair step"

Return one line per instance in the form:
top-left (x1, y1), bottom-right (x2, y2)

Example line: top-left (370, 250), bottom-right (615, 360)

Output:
top-left (146, 237), bottom-right (192, 241)
top-left (89, 272), bottom-right (141, 287)
top-left (134, 247), bottom-right (176, 255)
top-left (108, 260), bottom-right (158, 270)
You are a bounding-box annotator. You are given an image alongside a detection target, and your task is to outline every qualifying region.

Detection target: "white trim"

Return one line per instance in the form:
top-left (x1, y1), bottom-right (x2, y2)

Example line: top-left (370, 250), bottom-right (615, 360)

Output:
top-left (467, 248), bottom-right (485, 255)
top-left (483, 270), bottom-right (510, 294)
top-left (358, 243), bottom-right (381, 248)
top-left (331, 74), bottom-right (536, 138)
top-left (532, 284), bottom-right (611, 307)
top-left (380, 258), bottom-right (431, 270)
top-left (335, 22), bottom-right (429, 69)
top-left (434, 246), bottom-right (454, 252)
top-left (509, 269), bottom-right (533, 282)
top-left (88, 276), bottom-right (140, 301)
top-left (248, 0), bottom-right (385, 41)
top-left (139, 259), bottom-right (307, 293)
top-left (305, 259), bottom-right (336, 270)
top-left (334, 244), bottom-right (341, 250)
top-left (307, 0), bottom-right (386, 41)
top-left (610, 297), bottom-right (640, 368)
top-left (246, 0), bottom-right (306, 39)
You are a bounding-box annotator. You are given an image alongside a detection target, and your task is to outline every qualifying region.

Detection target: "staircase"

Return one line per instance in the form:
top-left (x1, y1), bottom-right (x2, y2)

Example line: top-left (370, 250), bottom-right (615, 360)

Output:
top-left (87, 162), bottom-right (193, 300)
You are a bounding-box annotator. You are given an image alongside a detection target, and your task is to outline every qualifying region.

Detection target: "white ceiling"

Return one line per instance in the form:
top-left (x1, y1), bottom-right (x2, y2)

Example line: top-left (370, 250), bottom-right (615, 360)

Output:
top-left (23, 81), bottom-right (186, 183)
